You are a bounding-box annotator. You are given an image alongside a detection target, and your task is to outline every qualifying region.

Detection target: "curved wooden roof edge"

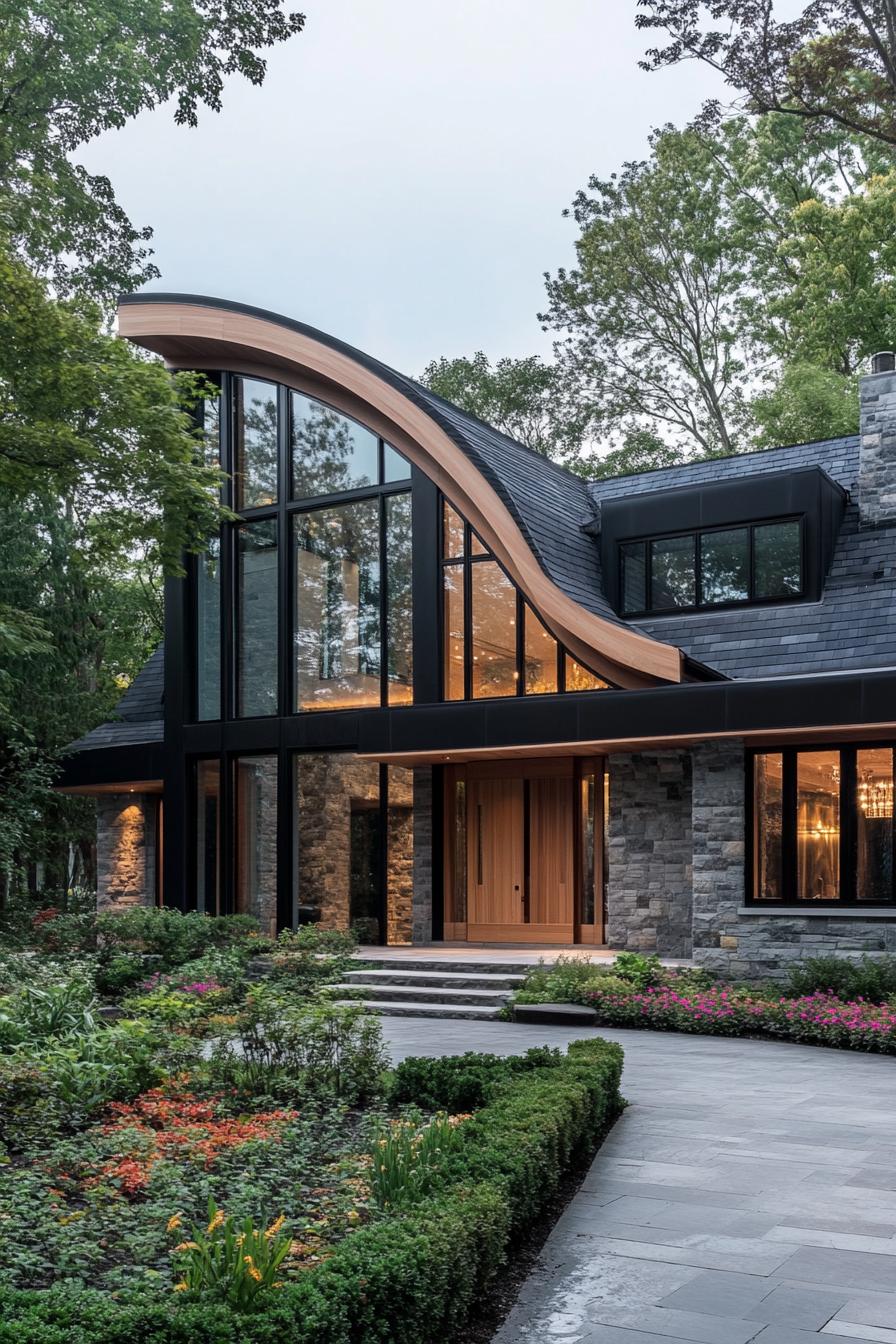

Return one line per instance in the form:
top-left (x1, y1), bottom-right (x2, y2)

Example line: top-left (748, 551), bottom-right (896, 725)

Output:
top-left (117, 294), bottom-right (686, 689)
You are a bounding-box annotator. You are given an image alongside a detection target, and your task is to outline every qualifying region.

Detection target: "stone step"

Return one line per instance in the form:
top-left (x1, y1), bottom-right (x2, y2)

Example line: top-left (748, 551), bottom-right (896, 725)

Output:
top-left (351, 958), bottom-right (536, 977)
top-left (334, 998), bottom-right (503, 1020)
top-left (342, 968), bottom-right (526, 990)
top-left (333, 982), bottom-right (512, 1006)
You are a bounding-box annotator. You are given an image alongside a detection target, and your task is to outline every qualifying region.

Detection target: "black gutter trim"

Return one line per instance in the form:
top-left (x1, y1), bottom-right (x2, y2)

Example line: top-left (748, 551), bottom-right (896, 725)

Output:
top-left (56, 742), bottom-right (165, 790)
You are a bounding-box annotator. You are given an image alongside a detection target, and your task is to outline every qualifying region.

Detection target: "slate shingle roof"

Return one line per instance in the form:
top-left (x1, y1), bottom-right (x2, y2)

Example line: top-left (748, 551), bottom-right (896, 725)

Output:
top-left (65, 647), bottom-right (163, 753)
top-left (588, 435), bottom-right (896, 678)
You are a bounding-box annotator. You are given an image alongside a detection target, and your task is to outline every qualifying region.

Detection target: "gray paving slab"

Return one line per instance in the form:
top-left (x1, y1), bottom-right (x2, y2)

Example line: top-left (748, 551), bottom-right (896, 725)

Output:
top-left (377, 1019), bottom-right (896, 1343)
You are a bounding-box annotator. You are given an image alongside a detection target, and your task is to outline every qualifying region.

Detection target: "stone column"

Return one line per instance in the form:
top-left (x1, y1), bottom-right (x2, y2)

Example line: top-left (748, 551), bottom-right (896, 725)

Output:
top-left (96, 793), bottom-right (156, 910)
top-left (411, 767), bottom-right (433, 943)
top-left (606, 751), bottom-right (692, 956)
top-left (859, 357), bottom-right (896, 526)
top-left (690, 740), bottom-right (746, 974)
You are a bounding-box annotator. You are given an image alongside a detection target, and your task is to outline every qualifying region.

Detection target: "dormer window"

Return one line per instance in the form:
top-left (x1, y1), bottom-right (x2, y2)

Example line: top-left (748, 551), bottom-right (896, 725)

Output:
top-left (620, 519), bottom-right (803, 616)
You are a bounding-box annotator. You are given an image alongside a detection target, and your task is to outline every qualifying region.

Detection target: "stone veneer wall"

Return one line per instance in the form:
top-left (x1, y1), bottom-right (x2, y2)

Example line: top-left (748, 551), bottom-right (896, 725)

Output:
top-left (691, 739), bottom-right (896, 979)
top-left (859, 367), bottom-right (896, 525)
top-left (96, 794), bottom-right (157, 910)
top-left (606, 751), bottom-right (693, 956)
top-left (411, 767), bottom-right (433, 943)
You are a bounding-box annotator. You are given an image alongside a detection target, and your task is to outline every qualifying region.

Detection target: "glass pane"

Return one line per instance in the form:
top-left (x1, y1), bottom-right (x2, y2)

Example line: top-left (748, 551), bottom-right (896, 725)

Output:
top-left (701, 528), bottom-right (749, 605)
top-left (195, 761), bottom-right (220, 916)
top-left (443, 565), bottom-right (465, 700)
top-left (753, 753), bottom-right (783, 901)
top-left (293, 754), bottom-right (380, 936)
top-left (383, 443), bottom-right (410, 482)
top-left (471, 560), bottom-right (517, 698)
top-left (442, 502), bottom-right (465, 559)
top-left (291, 392), bottom-right (378, 498)
top-left (754, 521), bottom-right (801, 598)
top-left (234, 756), bottom-right (277, 935)
top-left (621, 542), bottom-right (647, 614)
top-left (294, 500), bottom-right (381, 711)
top-left (237, 520), bottom-right (278, 718)
top-left (386, 765), bottom-right (414, 944)
top-left (234, 377), bottom-right (278, 510)
top-left (581, 772), bottom-right (596, 925)
top-left (196, 537), bottom-right (221, 721)
top-left (797, 750), bottom-right (840, 900)
top-left (523, 605), bottom-right (558, 694)
top-left (202, 392), bottom-right (221, 469)
top-left (386, 493), bottom-right (413, 706)
top-left (566, 657), bottom-right (609, 692)
top-left (857, 748), bottom-right (894, 902)
top-left (470, 532), bottom-right (487, 556)
top-left (650, 534), bottom-right (696, 609)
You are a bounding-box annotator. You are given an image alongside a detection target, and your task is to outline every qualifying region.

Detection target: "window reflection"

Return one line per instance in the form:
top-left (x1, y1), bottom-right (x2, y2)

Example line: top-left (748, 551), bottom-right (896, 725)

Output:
top-left (234, 378), bottom-right (278, 510)
top-left (234, 755), bottom-right (277, 935)
top-left (442, 502), bottom-right (465, 560)
top-left (797, 750), bottom-right (840, 900)
top-left (443, 565), bottom-right (465, 701)
top-left (237, 521), bottom-right (278, 718)
top-left (386, 493), bottom-right (413, 706)
top-left (383, 443), bottom-right (411, 483)
top-left (471, 561), bottom-right (517, 698)
top-left (196, 538), bottom-right (221, 721)
top-left (857, 748), bottom-right (893, 902)
top-left (291, 392), bottom-right (378, 499)
top-left (621, 541), bottom-right (647, 614)
top-left (196, 761), bottom-right (220, 916)
top-left (754, 521), bottom-right (801, 598)
top-left (701, 528), bottom-right (749, 605)
top-left (294, 501), bottom-right (381, 711)
top-left (566, 657), bottom-right (609, 692)
top-left (651, 534), bottom-right (696, 609)
top-left (754, 752), bottom-right (783, 901)
top-left (524, 606), bottom-right (558, 694)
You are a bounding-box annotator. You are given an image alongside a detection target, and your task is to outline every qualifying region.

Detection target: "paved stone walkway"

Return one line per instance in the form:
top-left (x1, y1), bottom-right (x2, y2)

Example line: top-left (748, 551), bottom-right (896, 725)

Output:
top-left (378, 1020), bottom-right (896, 1344)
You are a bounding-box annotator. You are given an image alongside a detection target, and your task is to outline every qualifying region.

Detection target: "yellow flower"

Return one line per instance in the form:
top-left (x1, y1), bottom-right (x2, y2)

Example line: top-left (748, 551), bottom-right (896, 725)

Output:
top-left (346, 1210), bottom-right (360, 1223)
top-left (174, 1241), bottom-right (199, 1252)
top-left (265, 1214), bottom-right (286, 1239)
top-left (247, 1266), bottom-right (262, 1282)
top-left (166, 1215), bottom-right (182, 1233)
top-left (207, 1209), bottom-right (226, 1234)
top-left (173, 1281), bottom-right (189, 1293)
top-left (243, 1255), bottom-right (254, 1266)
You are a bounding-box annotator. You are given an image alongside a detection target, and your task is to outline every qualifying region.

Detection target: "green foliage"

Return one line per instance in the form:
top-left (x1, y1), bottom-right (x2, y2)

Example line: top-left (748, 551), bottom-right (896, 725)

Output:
top-left (0, 976), bottom-right (97, 1044)
top-left (785, 954), bottom-right (896, 1004)
top-left (753, 362), bottom-right (860, 447)
top-left (591, 429), bottom-right (688, 480)
top-left (97, 908), bottom-right (261, 969)
top-left (208, 998), bottom-right (389, 1106)
top-left (0, 1038), bottom-right (624, 1344)
top-left (388, 1047), bottom-right (564, 1110)
top-left (170, 1199), bottom-right (292, 1309)
top-left (612, 952), bottom-right (663, 989)
top-left (369, 1112), bottom-right (465, 1210)
top-left (420, 350), bottom-right (587, 468)
top-left (0, 0), bottom-right (305, 300)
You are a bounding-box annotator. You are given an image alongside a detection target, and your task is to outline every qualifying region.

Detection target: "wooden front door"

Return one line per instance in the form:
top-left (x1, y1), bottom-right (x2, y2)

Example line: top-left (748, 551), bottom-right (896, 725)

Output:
top-left (465, 764), bottom-right (576, 943)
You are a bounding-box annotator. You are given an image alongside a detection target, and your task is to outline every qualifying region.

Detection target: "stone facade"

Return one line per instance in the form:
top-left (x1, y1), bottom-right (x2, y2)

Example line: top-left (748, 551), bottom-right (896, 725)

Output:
top-left (859, 367), bottom-right (896, 526)
top-left (605, 751), bottom-right (693, 957)
top-left (96, 793), bottom-right (158, 911)
top-left (411, 767), bottom-right (433, 943)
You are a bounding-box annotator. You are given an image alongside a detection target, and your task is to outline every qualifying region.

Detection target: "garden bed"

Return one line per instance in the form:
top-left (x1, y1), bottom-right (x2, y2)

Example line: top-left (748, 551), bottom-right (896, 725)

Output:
top-left (507, 951), bottom-right (896, 1053)
top-left (0, 908), bottom-right (623, 1343)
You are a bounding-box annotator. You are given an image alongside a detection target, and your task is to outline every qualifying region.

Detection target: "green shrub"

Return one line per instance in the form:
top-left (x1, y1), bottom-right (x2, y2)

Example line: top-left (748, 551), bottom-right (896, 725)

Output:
top-left (0, 1039), bottom-right (624, 1344)
top-left (170, 1199), bottom-right (292, 1309)
top-left (389, 1047), bottom-right (562, 1111)
top-left (97, 909), bottom-right (260, 970)
top-left (785, 954), bottom-right (896, 1004)
top-left (612, 952), bottom-right (663, 988)
top-left (370, 1112), bottom-right (465, 1209)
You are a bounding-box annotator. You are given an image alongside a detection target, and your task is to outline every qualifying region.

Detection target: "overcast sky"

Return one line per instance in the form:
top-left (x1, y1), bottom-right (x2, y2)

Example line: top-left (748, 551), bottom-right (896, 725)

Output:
top-left (81, 1), bottom-right (725, 375)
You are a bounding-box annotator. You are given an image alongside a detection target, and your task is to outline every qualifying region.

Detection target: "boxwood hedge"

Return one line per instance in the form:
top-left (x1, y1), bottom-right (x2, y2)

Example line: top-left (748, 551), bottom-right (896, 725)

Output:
top-left (0, 1038), bottom-right (623, 1344)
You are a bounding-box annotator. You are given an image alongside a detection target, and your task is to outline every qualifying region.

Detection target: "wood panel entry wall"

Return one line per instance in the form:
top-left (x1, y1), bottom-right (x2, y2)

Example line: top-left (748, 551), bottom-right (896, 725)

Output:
top-left (444, 758), bottom-right (604, 944)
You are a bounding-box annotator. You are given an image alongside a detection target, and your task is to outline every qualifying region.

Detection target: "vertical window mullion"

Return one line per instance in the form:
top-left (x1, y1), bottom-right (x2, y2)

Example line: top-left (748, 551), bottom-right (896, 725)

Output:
top-left (379, 493), bottom-right (388, 707)
top-left (516, 591), bottom-right (524, 695)
top-left (463, 543), bottom-right (473, 702)
top-left (748, 525), bottom-right (756, 602)
top-left (695, 531), bottom-right (703, 608)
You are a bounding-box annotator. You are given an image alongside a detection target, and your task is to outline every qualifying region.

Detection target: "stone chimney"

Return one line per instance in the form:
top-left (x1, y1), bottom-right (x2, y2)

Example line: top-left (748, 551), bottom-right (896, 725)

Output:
top-left (859, 352), bottom-right (896, 526)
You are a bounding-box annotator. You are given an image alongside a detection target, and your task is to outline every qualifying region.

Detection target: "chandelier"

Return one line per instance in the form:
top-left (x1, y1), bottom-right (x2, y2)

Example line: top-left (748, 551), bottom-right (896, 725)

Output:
top-left (859, 776), bottom-right (894, 819)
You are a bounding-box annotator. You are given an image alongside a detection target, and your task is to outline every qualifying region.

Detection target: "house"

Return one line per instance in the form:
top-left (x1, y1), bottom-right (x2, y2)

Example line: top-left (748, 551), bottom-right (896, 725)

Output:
top-left (59, 293), bottom-right (896, 978)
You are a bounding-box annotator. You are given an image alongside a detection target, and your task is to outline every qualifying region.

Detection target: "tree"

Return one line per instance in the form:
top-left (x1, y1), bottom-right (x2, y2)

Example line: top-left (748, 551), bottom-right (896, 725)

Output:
top-left (591, 430), bottom-right (688, 479)
top-left (541, 126), bottom-right (755, 458)
top-left (637, 0), bottom-right (896, 150)
top-left (0, 0), bottom-right (305, 298)
top-left (420, 351), bottom-right (587, 466)
top-left (752, 363), bottom-right (859, 446)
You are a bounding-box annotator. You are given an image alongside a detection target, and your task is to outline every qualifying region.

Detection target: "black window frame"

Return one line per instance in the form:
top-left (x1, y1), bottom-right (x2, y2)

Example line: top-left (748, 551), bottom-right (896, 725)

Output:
top-left (621, 515), bottom-right (806, 618)
top-left (746, 742), bottom-right (896, 907)
top-left (437, 496), bottom-right (613, 701)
